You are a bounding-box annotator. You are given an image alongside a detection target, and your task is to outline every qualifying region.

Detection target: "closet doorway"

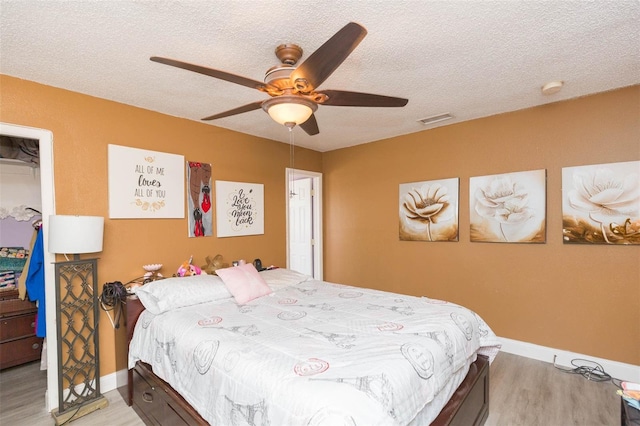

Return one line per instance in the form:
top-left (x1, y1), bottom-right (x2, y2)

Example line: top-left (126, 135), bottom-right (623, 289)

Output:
top-left (0, 122), bottom-right (57, 411)
top-left (286, 168), bottom-right (323, 280)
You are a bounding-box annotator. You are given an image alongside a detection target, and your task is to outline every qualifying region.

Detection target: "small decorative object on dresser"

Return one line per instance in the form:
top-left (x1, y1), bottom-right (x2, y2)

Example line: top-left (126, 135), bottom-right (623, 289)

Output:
top-left (142, 264), bottom-right (163, 280)
top-left (0, 287), bottom-right (42, 370)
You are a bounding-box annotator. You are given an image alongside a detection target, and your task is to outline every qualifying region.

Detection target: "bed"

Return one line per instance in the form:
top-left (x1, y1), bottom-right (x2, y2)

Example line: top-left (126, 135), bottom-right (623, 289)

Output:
top-left (124, 267), bottom-right (501, 425)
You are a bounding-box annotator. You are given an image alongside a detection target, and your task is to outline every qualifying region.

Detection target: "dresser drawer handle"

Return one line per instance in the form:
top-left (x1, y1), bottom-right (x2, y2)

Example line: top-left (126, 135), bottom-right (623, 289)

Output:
top-left (31, 322), bottom-right (36, 328)
top-left (142, 391), bottom-right (154, 403)
top-left (32, 343), bottom-right (40, 350)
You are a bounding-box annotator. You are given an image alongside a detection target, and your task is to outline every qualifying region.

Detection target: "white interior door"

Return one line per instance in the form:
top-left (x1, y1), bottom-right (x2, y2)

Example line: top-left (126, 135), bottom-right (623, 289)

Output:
top-left (286, 169), bottom-right (322, 280)
top-left (289, 177), bottom-right (313, 275)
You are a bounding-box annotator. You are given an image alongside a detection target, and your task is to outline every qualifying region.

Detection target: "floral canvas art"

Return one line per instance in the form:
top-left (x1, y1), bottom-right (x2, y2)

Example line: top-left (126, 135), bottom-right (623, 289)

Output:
top-left (562, 160), bottom-right (640, 245)
top-left (470, 169), bottom-right (546, 243)
top-left (399, 178), bottom-right (459, 241)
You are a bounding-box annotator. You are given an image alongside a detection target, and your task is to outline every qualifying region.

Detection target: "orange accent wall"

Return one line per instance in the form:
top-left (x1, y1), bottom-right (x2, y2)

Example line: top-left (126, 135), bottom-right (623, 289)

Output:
top-left (2, 75), bottom-right (638, 375)
top-left (322, 85), bottom-right (640, 365)
top-left (0, 75), bottom-right (322, 375)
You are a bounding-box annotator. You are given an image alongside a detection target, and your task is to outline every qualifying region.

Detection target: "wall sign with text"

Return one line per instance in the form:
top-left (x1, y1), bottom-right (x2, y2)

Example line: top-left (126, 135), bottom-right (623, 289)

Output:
top-left (215, 180), bottom-right (264, 237)
top-left (108, 144), bottom-right (185, 219)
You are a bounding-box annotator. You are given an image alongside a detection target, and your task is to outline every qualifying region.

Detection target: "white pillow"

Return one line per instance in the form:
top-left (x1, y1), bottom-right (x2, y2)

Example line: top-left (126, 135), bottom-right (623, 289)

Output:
top-left (136, 274), bottom-right (232, 314)
top-left (259, 268), bottom-right (312, 290)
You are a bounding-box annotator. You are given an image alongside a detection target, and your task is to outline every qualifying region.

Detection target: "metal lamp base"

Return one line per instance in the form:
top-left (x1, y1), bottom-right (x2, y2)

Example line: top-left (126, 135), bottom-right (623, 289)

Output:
top-left (54, 257), bottom-right (104, 420)
top-left (51, 395), bottom-right (109, 425)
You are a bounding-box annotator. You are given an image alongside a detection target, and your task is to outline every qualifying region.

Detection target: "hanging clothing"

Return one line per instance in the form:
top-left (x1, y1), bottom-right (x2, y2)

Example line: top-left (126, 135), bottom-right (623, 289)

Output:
top-left (25, 226), bottom-right (46, 337)
top-left (18, 227), bottom-right (39, 300)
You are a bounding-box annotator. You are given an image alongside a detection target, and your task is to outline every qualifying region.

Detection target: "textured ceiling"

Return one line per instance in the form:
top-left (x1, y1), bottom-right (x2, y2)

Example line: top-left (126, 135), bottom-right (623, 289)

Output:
top-left (1, 1), bottom-right (638, 152)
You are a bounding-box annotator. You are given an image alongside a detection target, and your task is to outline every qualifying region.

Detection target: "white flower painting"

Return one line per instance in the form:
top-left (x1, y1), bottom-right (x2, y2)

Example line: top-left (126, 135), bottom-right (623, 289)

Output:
top-left (399, 178), bottom-right (459, 242)
top-left (562, 161), bottom-right (640, 245)
top-left (470, 169), bottom-right (546, 243)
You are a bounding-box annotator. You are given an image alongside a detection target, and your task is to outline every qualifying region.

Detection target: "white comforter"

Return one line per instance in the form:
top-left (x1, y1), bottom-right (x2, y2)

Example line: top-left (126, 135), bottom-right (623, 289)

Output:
top-left (129, 273), bottom-right (500, 425)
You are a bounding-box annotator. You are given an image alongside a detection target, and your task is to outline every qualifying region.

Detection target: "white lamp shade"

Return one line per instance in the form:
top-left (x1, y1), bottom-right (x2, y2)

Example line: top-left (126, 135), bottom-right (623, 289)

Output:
top-left (262, 96), bottom-right (317, 126)
top-left (267, 103), bottom-right (313, 125)
top-left (48, 215), bottom-right (104, 254)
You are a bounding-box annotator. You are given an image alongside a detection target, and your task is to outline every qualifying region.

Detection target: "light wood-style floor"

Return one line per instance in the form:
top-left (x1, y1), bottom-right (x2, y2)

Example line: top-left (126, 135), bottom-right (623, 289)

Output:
top-left (0, 352), bottom-right (621, 425)
top-left (485, 352), bottom-right (619, 426)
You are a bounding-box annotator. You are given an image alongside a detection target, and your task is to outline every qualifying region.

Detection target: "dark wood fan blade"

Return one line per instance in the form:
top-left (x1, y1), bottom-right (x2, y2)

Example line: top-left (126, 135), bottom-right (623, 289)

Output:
top-left (201, 101), bottom-right (264, 121)
top-left (289, 22), bottom-right (367, 93)
top-left (151, 56), bottom-right (270, 92)
top-left (320, 90), bottom-right (408, 107)
top-left (299, 114), bottom-right (319, 135)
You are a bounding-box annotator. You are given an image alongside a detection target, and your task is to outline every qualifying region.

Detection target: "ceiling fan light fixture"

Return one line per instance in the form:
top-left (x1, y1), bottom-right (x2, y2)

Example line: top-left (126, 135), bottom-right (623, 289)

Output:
top-left (263, 96), bottom-right (317, 126)
top-left (152, 23), bottom-right (404, 136)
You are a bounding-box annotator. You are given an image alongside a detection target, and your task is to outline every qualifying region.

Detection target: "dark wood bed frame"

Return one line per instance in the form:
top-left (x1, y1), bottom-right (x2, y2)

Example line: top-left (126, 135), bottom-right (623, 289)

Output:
top-left (120, 296), bottom-right (489, 426)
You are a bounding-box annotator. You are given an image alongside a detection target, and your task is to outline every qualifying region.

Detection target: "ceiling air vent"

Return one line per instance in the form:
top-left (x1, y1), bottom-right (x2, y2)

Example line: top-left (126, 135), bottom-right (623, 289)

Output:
top-left (418, 113), bottom-right (453, 126)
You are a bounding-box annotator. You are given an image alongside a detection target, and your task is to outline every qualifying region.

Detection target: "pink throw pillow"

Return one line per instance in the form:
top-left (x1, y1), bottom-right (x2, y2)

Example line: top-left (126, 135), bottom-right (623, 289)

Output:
top-left (216, 263), bottom-right (272, 304)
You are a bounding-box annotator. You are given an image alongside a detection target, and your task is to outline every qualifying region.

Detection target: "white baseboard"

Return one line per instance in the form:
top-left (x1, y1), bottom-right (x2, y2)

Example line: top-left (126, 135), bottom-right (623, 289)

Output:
top-left (99, 368), bottom-right (129, 395)
top-left (499, 336), bottom-right (640, 383)
top-left (97, 338), bottom-right (639, 396)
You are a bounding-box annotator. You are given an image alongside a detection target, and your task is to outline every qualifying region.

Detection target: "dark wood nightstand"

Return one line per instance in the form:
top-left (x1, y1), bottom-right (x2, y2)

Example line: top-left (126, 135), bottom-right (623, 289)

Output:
top-left (118, 294), bottom-right (146, 406)
top-left (0, 288), bottom-right (42, 370)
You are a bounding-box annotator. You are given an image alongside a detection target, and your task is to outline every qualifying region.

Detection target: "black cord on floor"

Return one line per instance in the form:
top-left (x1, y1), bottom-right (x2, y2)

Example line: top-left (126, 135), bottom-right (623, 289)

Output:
top-left (553, 355), bottom-right (618, 385)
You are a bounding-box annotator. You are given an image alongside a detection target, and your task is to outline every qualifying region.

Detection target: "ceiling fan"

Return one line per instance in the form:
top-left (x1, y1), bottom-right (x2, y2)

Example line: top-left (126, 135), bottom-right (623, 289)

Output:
top-left (150, 22), bottom-right (408, 136)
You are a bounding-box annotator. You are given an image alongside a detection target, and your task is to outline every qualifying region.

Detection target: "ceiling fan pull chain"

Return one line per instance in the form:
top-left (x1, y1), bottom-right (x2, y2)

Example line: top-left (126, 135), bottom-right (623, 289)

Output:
top-left (288, 126), bottom-right (297, 198)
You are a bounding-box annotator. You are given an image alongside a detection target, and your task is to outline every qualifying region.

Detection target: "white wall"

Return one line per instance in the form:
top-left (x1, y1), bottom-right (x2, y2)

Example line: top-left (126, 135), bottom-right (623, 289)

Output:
top-left (0, 161), bottom-right (42, 248)
top-left (0, 160), bottom-right (42, 210)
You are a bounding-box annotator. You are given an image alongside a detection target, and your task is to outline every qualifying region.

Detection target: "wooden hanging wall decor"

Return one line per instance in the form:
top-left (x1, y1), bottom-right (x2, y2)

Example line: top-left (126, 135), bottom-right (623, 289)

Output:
top-left (187, 161), bottom-right (212, 237)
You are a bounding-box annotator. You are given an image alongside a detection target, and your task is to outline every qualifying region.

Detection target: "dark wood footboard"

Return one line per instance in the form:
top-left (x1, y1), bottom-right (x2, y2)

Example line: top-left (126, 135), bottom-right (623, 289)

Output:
top-left (131, 361), bottom-right (208, 425)
top-left (122, 296), bottom-right (489, 426)
top-left (432, 354), bottom-right (489, 426)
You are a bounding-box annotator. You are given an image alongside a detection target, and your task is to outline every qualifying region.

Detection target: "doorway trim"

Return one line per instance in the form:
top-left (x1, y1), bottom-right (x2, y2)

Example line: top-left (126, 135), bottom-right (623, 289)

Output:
top-left (0, 122), bottom-right (58, 411)
top-left (285, 168), bottom-right (323, 280)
